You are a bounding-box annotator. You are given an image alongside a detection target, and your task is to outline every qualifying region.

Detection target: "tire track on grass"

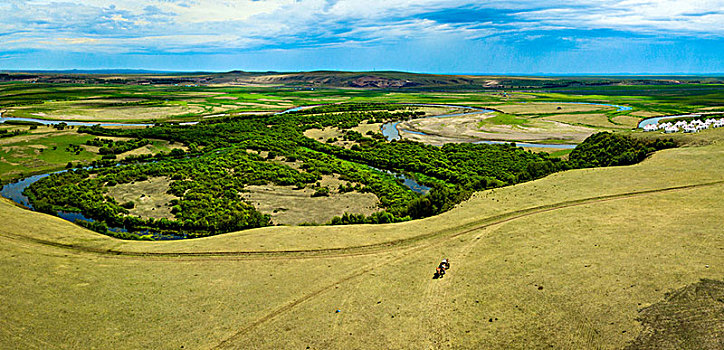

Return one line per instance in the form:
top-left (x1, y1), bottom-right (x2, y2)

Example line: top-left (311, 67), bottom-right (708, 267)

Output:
top-left (209, 251), bottom-right (403, 349)
top-left (210, 181), bottom-right (724, 348)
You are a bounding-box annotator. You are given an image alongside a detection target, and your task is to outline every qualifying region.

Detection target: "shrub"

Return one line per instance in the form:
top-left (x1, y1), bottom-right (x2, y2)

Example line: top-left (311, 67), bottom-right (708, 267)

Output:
top-left (312, 187), bottom-right (330, 197)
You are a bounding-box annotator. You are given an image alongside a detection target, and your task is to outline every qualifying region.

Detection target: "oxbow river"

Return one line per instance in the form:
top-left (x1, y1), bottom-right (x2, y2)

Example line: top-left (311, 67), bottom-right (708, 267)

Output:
top-left (0, 164), bottom-right (428, 239)
top-left (3, 102), bottom-right (655, 237)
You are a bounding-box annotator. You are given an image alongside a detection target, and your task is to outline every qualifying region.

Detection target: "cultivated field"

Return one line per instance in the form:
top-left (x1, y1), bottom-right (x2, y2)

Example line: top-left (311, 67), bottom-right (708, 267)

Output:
top-left (1, 128), bottom-right (722, 349)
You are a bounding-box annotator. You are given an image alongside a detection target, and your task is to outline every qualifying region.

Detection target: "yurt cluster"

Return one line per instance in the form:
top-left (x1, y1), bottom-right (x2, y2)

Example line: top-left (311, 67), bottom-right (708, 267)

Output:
top-left (643, 117), bottom-right (724, 133)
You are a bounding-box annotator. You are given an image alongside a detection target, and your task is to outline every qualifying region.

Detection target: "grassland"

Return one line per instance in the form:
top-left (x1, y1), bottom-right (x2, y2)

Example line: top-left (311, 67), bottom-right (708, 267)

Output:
top-left (477, 113), bottom-right (531, 127)
top-left (394, 93), bottom-right (721, 146)
top-left (400, 109), bottom-right (597, 144)
top-left (0, 129), bottom-right (98, 181)
top-left (541, 113), bottom-right (629, 129)
top-left (492, 102), bottom-right (615, 114)
top-left (106, 177), bottom-right (178, 220)
top-left (241, 183), bottom-right (380, 225)
top-left (115, 139), bottom-right (186, 159)
top-left (1, 126), bottom-right (722, 349)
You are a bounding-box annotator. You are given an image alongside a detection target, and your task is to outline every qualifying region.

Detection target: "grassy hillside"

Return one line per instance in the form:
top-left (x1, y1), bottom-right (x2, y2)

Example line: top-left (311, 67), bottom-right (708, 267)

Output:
top-left (1, 128), bottom-right (722, 348)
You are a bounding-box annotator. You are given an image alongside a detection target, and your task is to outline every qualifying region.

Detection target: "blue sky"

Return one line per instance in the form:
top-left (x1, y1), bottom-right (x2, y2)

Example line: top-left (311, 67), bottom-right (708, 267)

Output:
top-left (1, 0), bottom-right (723, 74)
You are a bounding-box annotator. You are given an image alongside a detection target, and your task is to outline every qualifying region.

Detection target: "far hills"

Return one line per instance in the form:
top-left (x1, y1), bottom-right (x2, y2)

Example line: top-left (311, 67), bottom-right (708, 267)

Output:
top-left (1, 70), bottom-right (722, 90)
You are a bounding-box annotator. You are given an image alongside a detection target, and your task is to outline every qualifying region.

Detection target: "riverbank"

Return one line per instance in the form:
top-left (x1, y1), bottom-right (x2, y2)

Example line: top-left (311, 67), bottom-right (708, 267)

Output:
top-left (381, 102), bottom-right (611, 148)
top-left (637, 111), bottom-right (724, 128)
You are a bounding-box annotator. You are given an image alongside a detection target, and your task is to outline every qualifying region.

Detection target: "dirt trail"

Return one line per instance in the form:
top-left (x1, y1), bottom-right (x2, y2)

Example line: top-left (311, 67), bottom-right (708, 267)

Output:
top-left (2, 180), bottom-right (722, 262)
top-left (2, 180), bottom-right (720, 349)
top-left (208, 181), bottom-right (724, 348)
top-left (421, 225), bottom-right (489, 349)
top-left (212, 229), bottom-right (468, 349)
top-left (210, 250), bottom-right (404, 349)
top-left (422, 262), bottom-right (453, 349)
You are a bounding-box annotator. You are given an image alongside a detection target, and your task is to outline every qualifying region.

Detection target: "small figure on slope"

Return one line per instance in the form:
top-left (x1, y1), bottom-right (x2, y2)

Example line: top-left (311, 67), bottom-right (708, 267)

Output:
top-left (434, 258), bottom-right (450, 279)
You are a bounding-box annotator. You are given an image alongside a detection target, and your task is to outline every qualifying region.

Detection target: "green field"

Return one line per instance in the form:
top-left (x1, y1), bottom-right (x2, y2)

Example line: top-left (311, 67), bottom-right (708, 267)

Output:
top-left (478, 113), bottom-right (531, 127)
top-left (0, 130), bottom-right (98, 181)
top-left (2, 80), bottom-right (722, 123)
top-left (0, 128), bottom-right (183, 182)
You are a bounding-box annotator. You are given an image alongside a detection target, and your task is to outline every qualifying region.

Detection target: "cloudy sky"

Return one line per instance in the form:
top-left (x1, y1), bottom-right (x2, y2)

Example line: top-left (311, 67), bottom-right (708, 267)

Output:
top-left (1, 0), bottom-right (723, 73)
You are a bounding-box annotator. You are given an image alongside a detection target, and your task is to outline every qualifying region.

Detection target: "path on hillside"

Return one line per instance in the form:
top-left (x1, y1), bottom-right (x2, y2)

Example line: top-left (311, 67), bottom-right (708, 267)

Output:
top-left (208, 180), bottom-right (724, 348)
top-left (2, 180), bottom-right (722, 349)
top-left (2, 180), bottom-right (723, 263)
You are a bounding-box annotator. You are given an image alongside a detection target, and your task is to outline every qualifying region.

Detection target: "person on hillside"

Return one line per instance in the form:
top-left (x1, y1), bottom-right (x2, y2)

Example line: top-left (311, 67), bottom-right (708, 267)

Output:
top-left (439, 258), bottom-right (450, 270)
top-left (436, 258), bottom-right (450, 277)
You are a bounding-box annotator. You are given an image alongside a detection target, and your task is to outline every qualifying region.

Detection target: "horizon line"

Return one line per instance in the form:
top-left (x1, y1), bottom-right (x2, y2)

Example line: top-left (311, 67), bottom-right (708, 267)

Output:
top-left (2, 69), bottom-right (724, 77)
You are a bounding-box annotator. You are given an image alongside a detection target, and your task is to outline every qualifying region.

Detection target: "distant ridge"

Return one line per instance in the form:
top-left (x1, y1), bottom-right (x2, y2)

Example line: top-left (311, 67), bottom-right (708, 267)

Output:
top-left (0, 70), bottom-right (722, 90)
top-left (0, 69), bottom-right (182, 75)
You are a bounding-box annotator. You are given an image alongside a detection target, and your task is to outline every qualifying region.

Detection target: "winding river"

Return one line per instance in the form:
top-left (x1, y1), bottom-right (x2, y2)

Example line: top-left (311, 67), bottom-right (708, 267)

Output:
top-left (5, 102), bottom-right (632, 237)
top-left (0, 112), bottom-right (198, 127)
top-left (368, 166), bottom-right (431, 194)
top-left (381, 105), bottom-right (494, 142)
top-left (0, 106), bottom-right (444, 237)
top-left (3, 101), bottom-right (715, 238)
top-left (1, 163), bottom-right (426, 239)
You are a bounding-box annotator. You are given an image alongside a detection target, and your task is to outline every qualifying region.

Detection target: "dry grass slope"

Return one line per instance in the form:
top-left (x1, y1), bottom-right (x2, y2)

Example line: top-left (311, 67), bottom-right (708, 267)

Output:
top-left (625, 279), bottom-right (724, 350)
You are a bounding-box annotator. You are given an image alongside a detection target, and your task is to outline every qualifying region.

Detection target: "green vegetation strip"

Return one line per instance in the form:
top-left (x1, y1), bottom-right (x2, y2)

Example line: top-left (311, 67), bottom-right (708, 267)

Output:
top-left (2, 82), bottom-right (721, 123)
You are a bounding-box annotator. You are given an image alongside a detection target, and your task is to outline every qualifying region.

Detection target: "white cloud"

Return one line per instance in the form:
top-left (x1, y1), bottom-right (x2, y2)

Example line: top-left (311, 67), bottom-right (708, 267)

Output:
top-left (0, 0), bottom-right (721, 54)
top-left (519, 0), bottom-right (724, 35)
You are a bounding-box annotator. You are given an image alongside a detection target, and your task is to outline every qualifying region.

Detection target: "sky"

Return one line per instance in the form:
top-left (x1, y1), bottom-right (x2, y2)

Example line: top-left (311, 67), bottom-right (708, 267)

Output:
top-left (0, 0), bottom-right (723, 74)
